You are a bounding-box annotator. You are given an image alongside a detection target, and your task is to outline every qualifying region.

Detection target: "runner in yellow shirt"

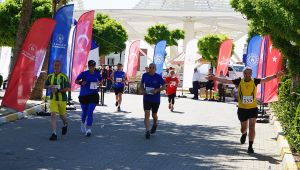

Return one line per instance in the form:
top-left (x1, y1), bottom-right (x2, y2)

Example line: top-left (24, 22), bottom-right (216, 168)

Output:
top-left (45, 60), bottom-right (70, 141)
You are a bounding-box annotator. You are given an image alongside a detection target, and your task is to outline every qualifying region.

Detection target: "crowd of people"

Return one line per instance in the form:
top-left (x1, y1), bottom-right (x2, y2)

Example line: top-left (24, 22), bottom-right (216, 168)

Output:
top-left (45, 60), bottom-right (283, 154)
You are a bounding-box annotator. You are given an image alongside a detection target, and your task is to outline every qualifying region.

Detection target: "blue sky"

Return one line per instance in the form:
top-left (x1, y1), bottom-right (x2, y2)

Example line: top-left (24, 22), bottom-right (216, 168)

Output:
top-left (83, 0), bottom-right (140, 10)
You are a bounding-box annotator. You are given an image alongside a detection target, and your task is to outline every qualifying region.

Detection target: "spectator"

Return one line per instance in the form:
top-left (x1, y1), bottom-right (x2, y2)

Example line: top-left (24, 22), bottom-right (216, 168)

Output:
top-left (192, 68), bottom-right (201, 100)
top-left (205, 68), bottom-right (215, 101)
top-left (218, 71), bottom-right (226, 102)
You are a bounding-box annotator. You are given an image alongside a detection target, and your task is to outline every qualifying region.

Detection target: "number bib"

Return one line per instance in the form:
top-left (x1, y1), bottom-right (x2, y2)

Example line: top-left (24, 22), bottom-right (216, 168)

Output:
top-left (242, 96), bottom-right (253, 104)
top-left (90, 82), bottom-right (98, 90)
top-left (116, 78), bottom-right (122, 83)
top-left (145, 87), bottom-right (154, 95)
top-left (170, 81), bottom-right (176, 86)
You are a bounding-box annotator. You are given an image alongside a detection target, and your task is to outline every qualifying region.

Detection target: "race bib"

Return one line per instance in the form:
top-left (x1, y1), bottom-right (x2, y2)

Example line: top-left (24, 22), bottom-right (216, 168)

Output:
top-left (90, 82), bottom-right (98, 90)
top-left (145, 87), bottom-right (154, 95)
top-left (170, 81), bottom-right (176, 86)
top-left (242, 96), bottom-right (253, 104)
top-left (116, 78), bottom-right (122, 83)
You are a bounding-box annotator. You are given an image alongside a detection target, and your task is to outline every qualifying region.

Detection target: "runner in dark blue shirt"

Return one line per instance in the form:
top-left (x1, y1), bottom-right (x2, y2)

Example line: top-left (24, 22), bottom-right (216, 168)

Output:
top-left (75, 60), bottom-right (102, 137)
top-left (112, 63), bottom-right (127, 111)
top-left (140, 63), bottom-right (166, 139)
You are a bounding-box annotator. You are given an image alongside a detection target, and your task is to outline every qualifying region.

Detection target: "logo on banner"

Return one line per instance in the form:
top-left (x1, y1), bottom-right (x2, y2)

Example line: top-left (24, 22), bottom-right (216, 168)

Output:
top-left (246, 53), bottom-right (259, 67)
top-left (128, 53), bottom-right (138, 73)
top-left (218, 56), bottom-right (228, 65)
top-left (53, 34), bottom-right (67, 49)
top-left (22, 43), bottom-right (37, 61)
top-left (77, 35), bottom-right (89, 52)
top-left (154, 54), bottom-right (164, 64)
top-left (56, 34), bottom-right (64, 44)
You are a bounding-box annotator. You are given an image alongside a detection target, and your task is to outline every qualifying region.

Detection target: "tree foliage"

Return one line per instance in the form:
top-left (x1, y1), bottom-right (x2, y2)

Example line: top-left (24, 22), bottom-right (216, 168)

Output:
top-left (197, 34), bottom-right (233, 67)
top-left (144, 24), bottom-right (185, 46)
top-left (230, 0), bottom-right (300, 76)
top-left (92, 13), bottom-right (128, 56)
top-left (0, 0), bottom-right (52, 47)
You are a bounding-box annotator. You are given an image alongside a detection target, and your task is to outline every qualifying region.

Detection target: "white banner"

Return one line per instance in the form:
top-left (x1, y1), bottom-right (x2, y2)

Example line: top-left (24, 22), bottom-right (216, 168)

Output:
top-left (183, 39), bottom-right (200, 88)
top-left (87, 47), bottom-right (99, 67)
top-left (0, 46), bottom-right (12, 80)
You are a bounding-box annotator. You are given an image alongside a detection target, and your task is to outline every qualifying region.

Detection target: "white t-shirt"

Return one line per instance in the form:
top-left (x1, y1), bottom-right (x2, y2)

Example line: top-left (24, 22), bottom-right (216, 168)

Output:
top-left (192, 71), bottom-right (201, 82)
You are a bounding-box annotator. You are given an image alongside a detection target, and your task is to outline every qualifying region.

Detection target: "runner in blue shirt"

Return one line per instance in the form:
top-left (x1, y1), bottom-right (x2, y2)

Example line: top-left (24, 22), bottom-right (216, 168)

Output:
top-left (111, 63), bottom-right (127, 111)
top-left (75, 60), bottom-right (102, 137)
top-left (140, 63), bottom-right (166, 139)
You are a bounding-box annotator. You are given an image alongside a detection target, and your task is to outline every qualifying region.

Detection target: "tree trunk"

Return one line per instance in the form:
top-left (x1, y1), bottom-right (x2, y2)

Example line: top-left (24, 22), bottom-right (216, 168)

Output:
top-left (9, 0), bottom-right (32, 76)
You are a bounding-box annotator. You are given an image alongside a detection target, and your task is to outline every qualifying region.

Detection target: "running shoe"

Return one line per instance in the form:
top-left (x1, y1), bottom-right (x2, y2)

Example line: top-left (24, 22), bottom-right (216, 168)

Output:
top-left (150, 124), bottom-right (158, 134)
top-left (117, 106), bottom-right (121, 112)
top-left (171, 105), bottom-right (174, 112)
top-left (49, 133), bottom-right (57, 141)
top-left (145, 131), bottom-right (150, 139)
top-left (240, 132), bottom-right (247, 144)
top-left (247, 147), bottom-right (254, 154)
top-left (86, 129), bottom-right (92, 137)
top-left (62, 125), bottom-right (68, 135)
top-left (81, 123), bottom-right (86, 133)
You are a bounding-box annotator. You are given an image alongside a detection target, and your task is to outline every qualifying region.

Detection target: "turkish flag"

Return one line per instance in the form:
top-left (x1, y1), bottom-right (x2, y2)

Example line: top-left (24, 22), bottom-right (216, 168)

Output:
top-left (71, 10), bottom-right (95, 91)
top-left (215, 39), bottom-right (233, 89)
top-left (263, 36), bottom-right (282, 103)
top-left (127, 40), bottom-right (140, 80)
top-left (1, 18), bottom-right (56, 111)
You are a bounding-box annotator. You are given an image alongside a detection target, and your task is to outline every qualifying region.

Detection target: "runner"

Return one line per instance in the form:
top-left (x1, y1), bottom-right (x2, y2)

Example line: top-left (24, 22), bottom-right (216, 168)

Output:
top-left (165, 70), bottom-right (179, 111)
top-left (75, 60), bottom-right (102, 137)
top-left (208, 67), bottom-right (284, 153)
top-left (45, 60), bottom-right (70, 141)
top-left (140, 63), bottom-right (166, 139)
top-left (111, 63), bottom-right (127, 111)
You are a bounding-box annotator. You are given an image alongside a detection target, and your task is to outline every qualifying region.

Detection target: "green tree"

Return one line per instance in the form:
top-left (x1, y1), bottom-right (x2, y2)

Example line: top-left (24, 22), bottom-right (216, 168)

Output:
top-left (144, 24), bottom-right (185, 46)
top-left (92, 13), bottom-right (128, 56)
top-left (230, 0), bottom-right (300, 89)
top-left (197, 34), bottom-right (233, 67)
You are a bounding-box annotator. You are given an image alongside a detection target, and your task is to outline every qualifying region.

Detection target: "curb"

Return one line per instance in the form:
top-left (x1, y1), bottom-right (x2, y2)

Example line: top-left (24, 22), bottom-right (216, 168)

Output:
top-left (0, 103), bottom-right (45, 126)
top-left (272, 114), bottom-right (300, 170)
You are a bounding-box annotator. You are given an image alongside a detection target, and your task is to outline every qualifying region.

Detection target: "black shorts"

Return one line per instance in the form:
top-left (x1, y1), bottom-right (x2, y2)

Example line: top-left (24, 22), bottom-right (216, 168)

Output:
top-left (143, 101), bottom-right (160, 113)
top-left (206, 82), bottom-right (214, 90)
top-left (237, 107), bottom-right (258, 122)
top-left (114, 87), bottom-right (124, 95)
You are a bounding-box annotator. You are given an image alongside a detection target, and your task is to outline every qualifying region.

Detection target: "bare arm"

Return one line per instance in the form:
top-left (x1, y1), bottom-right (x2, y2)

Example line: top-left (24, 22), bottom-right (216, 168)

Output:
top-left (139, 81), bottom-right (145, 94)
top-left (210, 76), bottom-right (234, 84)
top-left (260, 71), bottom-right (284, 84)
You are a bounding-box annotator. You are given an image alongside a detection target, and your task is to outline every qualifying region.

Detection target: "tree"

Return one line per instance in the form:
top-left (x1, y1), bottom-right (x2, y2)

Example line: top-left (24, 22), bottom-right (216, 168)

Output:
top-left (197, 34), bottom-right (233, 67)
top-left (92, 13), bottom-right (128, 56)
top-left (230, 0), bottom-right (300, 89)
top-left (144, 24), bottom-right (185, 46)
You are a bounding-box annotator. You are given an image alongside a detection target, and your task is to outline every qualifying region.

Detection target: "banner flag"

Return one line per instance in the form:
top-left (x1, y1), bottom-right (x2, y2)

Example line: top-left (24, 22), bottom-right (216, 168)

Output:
top-left (245, 35), bottom-right (262, 78)
top-left (70, 10), bottom-right (95, 91)
top-left (153, 40), bottom-right (167, 75)
top-left (126, 40), bottom-right (140, 80)
top-left (256, 36), bottom-right (267, 100)
top-left (2, 18), bottom-right (56, 111)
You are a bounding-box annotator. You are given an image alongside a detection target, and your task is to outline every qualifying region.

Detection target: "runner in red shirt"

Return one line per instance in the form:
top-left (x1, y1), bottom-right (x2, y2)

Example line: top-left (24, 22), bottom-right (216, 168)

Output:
top-left (165, 70), bottom-right (179, 111)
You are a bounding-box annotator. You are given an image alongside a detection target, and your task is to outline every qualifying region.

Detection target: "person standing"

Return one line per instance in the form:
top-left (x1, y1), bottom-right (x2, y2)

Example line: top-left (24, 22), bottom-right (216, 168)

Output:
top-left (205, 68), bottom-right (215, 101)
top-left (75, 60), bottom-right (102, 137)
top-left (140, 63), bottom-right (166, 139)
top-left (45, 60), bottom-right (70, 141)
top-left (106, 66), bottom-right (113, 91)
top-left (209, 67), bottom-right (284, 153)
top-left (112, 63), bottom-right (127, 111)
top-left (192, 68), bottom-right (201, 100)
top-left (165, 70), bottom-right (179, 111)
top-left (217, 71), bottom-right (226, 102)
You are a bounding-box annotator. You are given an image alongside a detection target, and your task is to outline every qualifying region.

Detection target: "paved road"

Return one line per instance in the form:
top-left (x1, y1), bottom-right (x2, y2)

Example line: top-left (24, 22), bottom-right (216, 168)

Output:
top-left (0, 92), bottom-right (282, 170)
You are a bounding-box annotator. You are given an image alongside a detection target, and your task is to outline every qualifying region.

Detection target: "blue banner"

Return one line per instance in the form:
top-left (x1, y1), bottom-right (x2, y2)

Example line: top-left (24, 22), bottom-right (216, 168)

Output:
top-left (48, 4), bottom-right (74, 76)
top-left (245, 35), bottom-right (262, 78)
top-left (153, 40), bottom-right (167, 75)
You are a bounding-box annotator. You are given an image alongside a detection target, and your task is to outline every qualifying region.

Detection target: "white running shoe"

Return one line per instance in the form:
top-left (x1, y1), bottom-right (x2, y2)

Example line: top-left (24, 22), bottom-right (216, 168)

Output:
top-left (81, 123), bottom-right (86, 133)
top-left (86, 129), bottom-right (92, 137)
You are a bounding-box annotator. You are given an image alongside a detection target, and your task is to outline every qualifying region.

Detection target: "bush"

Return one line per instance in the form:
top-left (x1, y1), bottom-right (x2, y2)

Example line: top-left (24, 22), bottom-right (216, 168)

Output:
top-left (272, 76), bottom-right (300, 155)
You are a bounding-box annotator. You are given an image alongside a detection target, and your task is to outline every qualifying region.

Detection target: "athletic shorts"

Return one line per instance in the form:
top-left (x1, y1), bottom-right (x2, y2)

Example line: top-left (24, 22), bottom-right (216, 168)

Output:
top-left (143, 101), bottom-right (160, 113)
top-left (114, 87), bottom-right (124, 95)
top-left (237, 107), bottom-right (258, 122)
top-left (49, 100), bottom-right (66, 115)
top-left (206, 82), bottom-right (214, 90)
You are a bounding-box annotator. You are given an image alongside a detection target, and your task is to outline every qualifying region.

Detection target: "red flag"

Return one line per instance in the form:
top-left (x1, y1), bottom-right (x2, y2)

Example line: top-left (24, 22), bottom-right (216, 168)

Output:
top-left (127, 40), bottom-right (140, 80)
top-left (71, 10), bottom-right (95, 91)
top-left (215, 39), bottom-right (233, 89)
top-left (256, 36), bottom-right (267, 100)
top-left (263, 36), bottom-right (282, 103)
top-left (1, 18), bottom-right (56, 111)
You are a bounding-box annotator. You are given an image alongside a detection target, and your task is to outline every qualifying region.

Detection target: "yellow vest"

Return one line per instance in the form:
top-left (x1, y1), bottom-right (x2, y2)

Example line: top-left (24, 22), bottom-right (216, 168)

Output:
top-left (237, 78), bottom-right (257, 109)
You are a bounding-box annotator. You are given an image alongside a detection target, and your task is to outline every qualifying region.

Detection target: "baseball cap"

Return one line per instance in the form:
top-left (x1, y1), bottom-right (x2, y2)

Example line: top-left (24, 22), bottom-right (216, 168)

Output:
top-left (88, 60), bottom-right (96, 67)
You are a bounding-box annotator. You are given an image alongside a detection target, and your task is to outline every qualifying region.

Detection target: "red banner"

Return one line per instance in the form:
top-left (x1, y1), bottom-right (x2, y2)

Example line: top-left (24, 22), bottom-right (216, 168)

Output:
top-left (263, 36), bottom-right (282, 103)
top-left (256, 36), bottom-right (267, 100)
top-left (1, 18), bottom-right (56, 111)
top-left (71, 10), bottom-right (95, 91)
top-left (215, 39), bottom-right (233, 89)
top-left (127, 40), bottom-right (140, 80)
